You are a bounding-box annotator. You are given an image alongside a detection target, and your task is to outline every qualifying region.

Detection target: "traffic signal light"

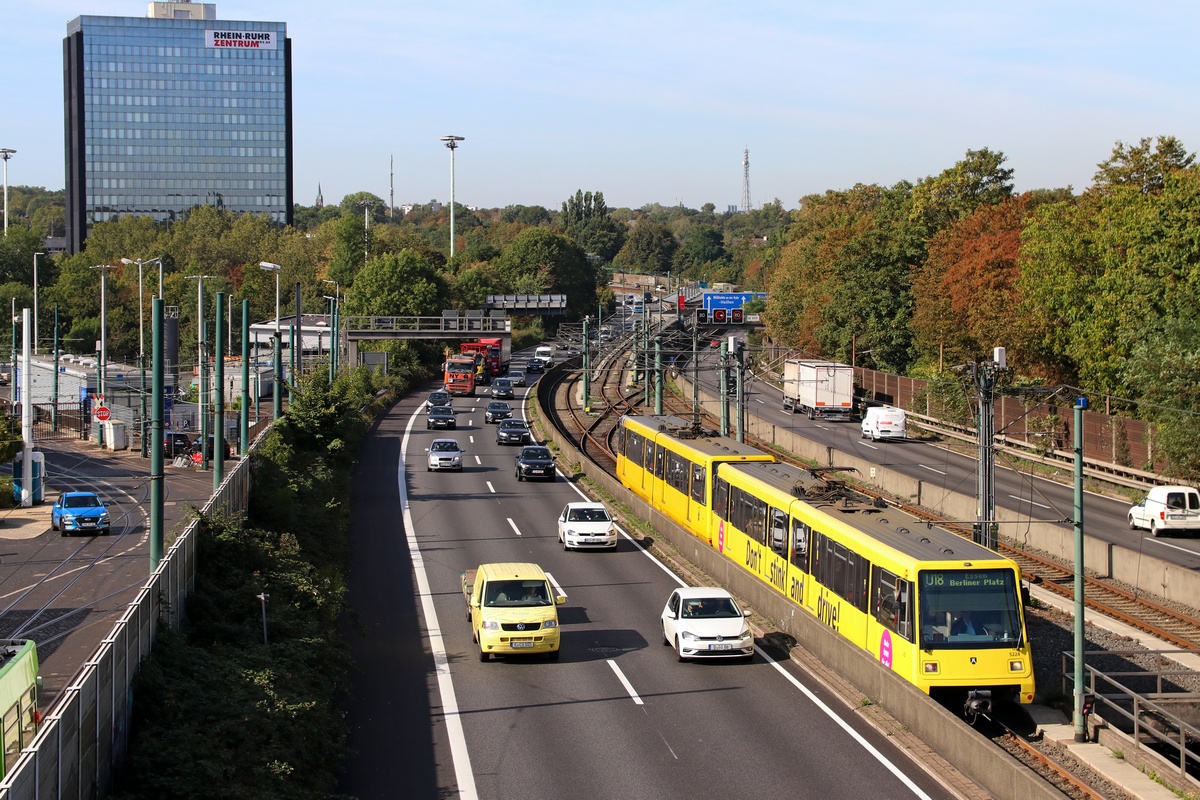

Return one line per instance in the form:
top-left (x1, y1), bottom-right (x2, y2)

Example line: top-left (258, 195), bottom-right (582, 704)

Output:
top-left (712, 308), bottom-right (728, 324)
top-left (731, 308), bottom-right (744, 324)
top-left (696, 309), bottom-right (709, 324)
top-left (677, 294), bottom-right (686, 311)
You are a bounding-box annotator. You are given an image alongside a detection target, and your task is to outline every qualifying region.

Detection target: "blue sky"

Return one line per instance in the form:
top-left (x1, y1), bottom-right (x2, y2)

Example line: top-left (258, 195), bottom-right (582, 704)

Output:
top-left (5, 1), bottom-right (1199, 212)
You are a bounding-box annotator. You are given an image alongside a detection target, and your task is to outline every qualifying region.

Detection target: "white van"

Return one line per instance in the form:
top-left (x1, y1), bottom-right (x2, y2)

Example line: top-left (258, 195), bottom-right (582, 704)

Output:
top-left (860, 406), bottom-right (906, 441)
top-left (1127, 486), bottom-right (1200, 537)
top-left (534, 346), bottom-right (554, 366)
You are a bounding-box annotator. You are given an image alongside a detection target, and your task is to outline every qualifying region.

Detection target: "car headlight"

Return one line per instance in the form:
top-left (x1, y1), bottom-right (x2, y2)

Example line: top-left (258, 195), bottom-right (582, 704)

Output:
top-left (481, 621), bottom-right (500, 630)
top-left (63, 514), bottom-right (75, 524)
top-left (739, 626), bottom-right (751, 640)
top-left (100, 513), bottom-right (110, 522)
top-left (542, 619), bottom-right (558, 628)
top-left (681, 630), bottom-right (700, 641)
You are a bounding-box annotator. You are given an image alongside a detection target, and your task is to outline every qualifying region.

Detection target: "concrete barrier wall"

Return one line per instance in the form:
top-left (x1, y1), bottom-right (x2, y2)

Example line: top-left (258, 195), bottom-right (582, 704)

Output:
top-left (685, 376), bottom-right (1200, 609)
top-left (534, 386), bottom-right (1064, 800)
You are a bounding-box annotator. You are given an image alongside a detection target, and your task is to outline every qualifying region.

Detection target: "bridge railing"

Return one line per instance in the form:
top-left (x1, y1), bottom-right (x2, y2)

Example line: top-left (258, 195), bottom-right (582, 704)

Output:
top-left (342, 315), bottom-right (511, 333)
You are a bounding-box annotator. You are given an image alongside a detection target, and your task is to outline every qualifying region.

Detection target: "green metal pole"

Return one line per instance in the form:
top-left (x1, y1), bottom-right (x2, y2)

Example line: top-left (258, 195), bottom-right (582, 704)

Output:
top-left (214, 292), bottom-right (225, 489)
top-left (654, 335), bottom-right (663, 415)
top-left (151, 298), bottom-right (164, 570)
top-left (200, 319), bottom-right (209, 473)
top-left (581, 318), bottom-right (589, 411)
top-left (273, 333), bottom-right (282, 420)
top-left (1073, 396), bottom-right (1088, 741)
top-left (241, 300), bottom-right (249, 456)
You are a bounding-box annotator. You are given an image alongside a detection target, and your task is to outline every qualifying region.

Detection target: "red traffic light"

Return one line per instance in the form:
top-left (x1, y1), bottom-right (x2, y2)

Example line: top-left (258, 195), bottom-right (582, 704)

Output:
top-left (677, 294), bottom-right (686, 311)
top-left (731, 308), bottom-right (744, 324)
top-left (712, 308), bottom-right (728, 324)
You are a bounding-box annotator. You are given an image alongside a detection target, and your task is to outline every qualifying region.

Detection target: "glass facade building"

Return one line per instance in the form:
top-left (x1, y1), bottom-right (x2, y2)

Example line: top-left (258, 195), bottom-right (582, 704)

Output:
top-left (64, 12), bottom-right (293, 253)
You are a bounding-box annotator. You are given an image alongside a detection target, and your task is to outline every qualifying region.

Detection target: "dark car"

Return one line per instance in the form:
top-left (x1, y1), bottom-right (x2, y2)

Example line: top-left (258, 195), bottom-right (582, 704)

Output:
top-left (164, 432), bottom-right (193, 457)
top-left (491, 379), bottom-right (514, 399)
top-left (426, 406), bottom-right (457, 430)
top-left (190, 434), bottom-right (234, 461)
top-left (525, 358), bottom-right (544, 374)
top-left (514, 446), bottom-right (555, 482)
top-left (496, 419), bottom-right (531, 446)
top-left (51, 491), bottom-right (111, 535)
top-left (484, 401), bottom-right (512, 424)
top-left (426, 390), bottom-right (452, 409)
top-left (506, 371), bottom-right (527, 387)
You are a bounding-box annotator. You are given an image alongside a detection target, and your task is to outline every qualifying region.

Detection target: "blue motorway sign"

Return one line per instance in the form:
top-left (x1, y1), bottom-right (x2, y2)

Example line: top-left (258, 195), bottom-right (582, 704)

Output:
top-left (702, 291), bottom-right (767, 310)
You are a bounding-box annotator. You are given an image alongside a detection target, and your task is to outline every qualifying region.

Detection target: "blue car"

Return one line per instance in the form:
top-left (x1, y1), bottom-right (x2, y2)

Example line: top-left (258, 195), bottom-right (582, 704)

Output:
top-left (51, 492), bottom-right (111, 536)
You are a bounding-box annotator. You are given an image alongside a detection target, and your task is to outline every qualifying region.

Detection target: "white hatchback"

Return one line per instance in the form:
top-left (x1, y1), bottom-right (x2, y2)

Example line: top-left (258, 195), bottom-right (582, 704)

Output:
top-left (660, 587), bottom-right (754, 662)
top-left (425, 439), bottom-right (465, 472)
top-left (557, 502), bottom-right (617, 550)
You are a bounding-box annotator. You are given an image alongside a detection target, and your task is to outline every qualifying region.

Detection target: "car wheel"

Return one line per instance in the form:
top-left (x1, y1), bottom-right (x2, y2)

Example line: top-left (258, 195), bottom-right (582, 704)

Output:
top-left (662, 626), bottom-right (671, 646)
top-left (1128, 515), bottom-right (1137, 530)
top-left (516, 471), bottom-right (523, 481)
top-left (547, 649), bottom-right (560, 661)
top-left (455, 466), bottom-right (462, 472)
top-left (1151, 520), bottom-right (1161, 538)
top-left (479, 648), bottom-right (489, 663)
top-left (426, 465), bottom-right (432, 472)
top-left (675, 636), bottom-right (687, 663)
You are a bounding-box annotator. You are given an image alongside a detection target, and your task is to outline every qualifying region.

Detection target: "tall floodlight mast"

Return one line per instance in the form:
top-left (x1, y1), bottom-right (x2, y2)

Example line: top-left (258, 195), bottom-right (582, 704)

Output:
top-left (440, 135), bottom-right (465, 258)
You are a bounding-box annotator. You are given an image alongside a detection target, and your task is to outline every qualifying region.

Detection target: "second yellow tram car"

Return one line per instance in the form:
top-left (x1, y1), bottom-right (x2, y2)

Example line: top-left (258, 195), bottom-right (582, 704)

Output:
top-left (616, 415), bottom-right (1035, 714)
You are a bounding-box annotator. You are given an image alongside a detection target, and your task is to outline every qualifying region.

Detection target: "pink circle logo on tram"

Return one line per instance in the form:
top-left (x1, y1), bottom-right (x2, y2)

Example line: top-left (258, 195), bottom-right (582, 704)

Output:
top-left (879, 630), bottom-right (893, 669)
top-left (718, 520), bottom-right (725, 553)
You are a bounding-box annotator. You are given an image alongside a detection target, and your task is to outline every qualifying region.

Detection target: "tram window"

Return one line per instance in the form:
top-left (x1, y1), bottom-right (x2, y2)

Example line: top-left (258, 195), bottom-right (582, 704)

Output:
top-left (615, 428), bottom-right (625, 458)
top-left (690, 462), bottom-right (706, 504)
top-left (714, 476), bottom-right (730, 520)
top-left (626, 431), bottom-right (643, 467)
top-left (20, 687), bottom-right (35, 742)
top-left (769, 507), bottom-right (787, 554)
top-left (731, 489), bottom-right (766, 544)
top-left (872, 568), bottom-right (912, 642)
top-left (3, 702), bottom-right (18, 772)
top-left (667, 452), bottom-right (688, 493)
top-left (653, 444), bottom-right (665, 479)
top-left (790, 519), bottom-right (809, 569)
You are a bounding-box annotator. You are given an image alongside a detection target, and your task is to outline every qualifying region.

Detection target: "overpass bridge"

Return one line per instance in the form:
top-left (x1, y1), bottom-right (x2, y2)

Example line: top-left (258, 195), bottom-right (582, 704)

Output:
top-left (342, 313), bottom-right (512, 366)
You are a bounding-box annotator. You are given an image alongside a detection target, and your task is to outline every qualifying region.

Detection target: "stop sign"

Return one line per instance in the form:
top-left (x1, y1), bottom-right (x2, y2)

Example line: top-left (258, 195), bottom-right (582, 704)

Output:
top-left (95, 406), bottom-right (110, 421)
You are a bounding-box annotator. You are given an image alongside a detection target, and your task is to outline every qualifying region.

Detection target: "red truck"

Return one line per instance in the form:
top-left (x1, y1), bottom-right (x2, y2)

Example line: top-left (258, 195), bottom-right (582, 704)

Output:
top-left (443, 354), bottom-right (477, 396)
top-left (460, 337), bottom-right (508, 377)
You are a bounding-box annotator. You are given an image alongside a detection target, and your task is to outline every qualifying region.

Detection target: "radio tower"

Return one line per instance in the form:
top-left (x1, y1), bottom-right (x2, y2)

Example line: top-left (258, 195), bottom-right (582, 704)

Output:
top-left (741, 147), bottom-right (752, 213)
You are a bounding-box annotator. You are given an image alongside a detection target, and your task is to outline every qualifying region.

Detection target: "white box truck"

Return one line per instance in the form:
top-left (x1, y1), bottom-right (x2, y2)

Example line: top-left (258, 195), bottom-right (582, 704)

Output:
top-left (782, 360), bottom-right (855, 419)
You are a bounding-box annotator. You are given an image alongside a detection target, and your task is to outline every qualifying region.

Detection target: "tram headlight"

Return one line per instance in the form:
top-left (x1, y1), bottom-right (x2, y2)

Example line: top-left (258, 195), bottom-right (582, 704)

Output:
top-left (1009, 659), bottom-right (1024, 672)
top-left (923, 661), bottom-right (939, 674)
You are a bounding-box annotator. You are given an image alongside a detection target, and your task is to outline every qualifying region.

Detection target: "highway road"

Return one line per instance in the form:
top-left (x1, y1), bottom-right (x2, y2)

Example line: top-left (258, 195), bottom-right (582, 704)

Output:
top-left (685, 342), bottom-right (1200, 574)
top-left (339, 351), bottom-right (958, 800)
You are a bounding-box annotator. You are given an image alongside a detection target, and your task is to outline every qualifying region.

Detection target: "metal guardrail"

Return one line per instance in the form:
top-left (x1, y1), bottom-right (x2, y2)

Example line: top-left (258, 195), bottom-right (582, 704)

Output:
top-left (342, 315), bottom-right (511, 334)
top-left (1062, 650), bottom-right (1200, 785)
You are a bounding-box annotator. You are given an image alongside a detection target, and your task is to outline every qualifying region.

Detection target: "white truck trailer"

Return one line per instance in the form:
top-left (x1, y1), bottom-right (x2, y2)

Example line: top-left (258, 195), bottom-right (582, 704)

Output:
top-left (782, 360), bottom-right (855, 419)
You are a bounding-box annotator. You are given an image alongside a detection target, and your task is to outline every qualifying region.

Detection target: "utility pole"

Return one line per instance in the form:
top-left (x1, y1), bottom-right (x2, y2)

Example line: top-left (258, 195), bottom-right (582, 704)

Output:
top-left (971, 347), bottom-right (1006, 550)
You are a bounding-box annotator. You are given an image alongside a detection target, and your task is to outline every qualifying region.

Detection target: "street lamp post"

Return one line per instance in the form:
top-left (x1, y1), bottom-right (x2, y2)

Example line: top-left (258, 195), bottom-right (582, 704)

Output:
top-left (322, 279), bottom-right (339, 376)
top-left (259, 262), bottom-right (283, 419)
top-left (32, 252), bottom-right (44, 355)
top-left (122, 257), bottom-right (162, 457)
top-left (440, 136), bottom-right (465, 258)
top-left (90, 264), bottom-right (118, 447)
top-left (0, 148), bottom-right (15, 235)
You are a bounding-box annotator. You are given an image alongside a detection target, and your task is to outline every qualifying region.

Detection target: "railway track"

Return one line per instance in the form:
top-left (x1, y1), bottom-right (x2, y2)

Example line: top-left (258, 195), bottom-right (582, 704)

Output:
top-left (543, 334), bottom-right (1200, 799)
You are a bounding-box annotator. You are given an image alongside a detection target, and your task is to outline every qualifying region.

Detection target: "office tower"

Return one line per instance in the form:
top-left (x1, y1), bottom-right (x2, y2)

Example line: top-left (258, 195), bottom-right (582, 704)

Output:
top-left (64, 2), bottom-right (293, 253)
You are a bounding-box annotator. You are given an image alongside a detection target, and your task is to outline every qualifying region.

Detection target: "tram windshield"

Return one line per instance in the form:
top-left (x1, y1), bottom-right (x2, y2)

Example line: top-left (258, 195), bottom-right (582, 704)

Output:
top-left (918, 568), bottom-right (1023, 648)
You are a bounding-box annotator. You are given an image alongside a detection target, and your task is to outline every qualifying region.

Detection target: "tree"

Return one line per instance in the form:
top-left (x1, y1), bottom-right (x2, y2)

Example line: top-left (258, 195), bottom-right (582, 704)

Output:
top-left (909, 148), bottom-right (1014, 235)
top-left (494, 228), bottom-right (594, 319)
top-left (672, 227), bottom-right (728, 275)
top-left (1092, 135), bottom-right (1194, 196)
top-left (342, 250), bottom-right (450, 317)
top-left (559, 190), bottom-right (624, 262)
top-left (612, 220), bottom-right (676, 275)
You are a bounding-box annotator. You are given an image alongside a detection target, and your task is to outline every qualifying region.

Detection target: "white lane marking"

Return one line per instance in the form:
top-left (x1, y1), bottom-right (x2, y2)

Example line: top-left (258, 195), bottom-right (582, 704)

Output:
top-left (760, 648), bottom-right (932, 799)
top-left (398, 413), bottom-right (478, 800)
top-left (474, 455), bottom-right (481, 465)
top-left (1009, 495), bottom-right (1050, 509)
top-left (486, 481), bottom-right (496, 494)
top-left (544, 571), bottom-right (567, 598)
top-left (860, 442), bottom-right (878, 450)
top-left (607, 660), bottom-right (644, 705)
top-left (507, 518), bottom-right (522, 536)
top-left (918, 464), bottom-right (946, 475)
top-left (1148, 538), bottom-right (1200, 556)
top-left (469, 435), bottom-right (475, 444)
top-left (755, 398), bottom-right (765, 404)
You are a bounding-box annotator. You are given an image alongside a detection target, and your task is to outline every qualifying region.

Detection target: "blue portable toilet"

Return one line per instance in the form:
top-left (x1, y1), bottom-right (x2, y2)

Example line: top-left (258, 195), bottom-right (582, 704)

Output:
top-left (12, 451), bottom-right (45, 504)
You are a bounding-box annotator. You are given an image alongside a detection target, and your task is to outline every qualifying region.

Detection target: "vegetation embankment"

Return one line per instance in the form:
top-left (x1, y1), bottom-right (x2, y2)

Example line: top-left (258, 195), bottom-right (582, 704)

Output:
top-left (109, 361), bottom-right (425, 800)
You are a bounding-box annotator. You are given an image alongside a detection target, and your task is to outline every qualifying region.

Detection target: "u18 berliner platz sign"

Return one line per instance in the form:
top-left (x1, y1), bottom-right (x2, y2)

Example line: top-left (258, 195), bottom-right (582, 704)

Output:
top-left (205, 30), bottom-right (277, 49)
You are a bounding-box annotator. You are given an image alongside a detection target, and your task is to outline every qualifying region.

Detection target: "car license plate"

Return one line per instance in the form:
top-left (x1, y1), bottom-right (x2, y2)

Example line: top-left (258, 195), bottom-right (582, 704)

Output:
top-left (511, 641), bottom-right (534, 649)
top-left (531, 469), bottom-right (544, 475)
top-left (709, 643), bottom-right (732, 651)
top-left (81, 521), bottom-right (95, 527)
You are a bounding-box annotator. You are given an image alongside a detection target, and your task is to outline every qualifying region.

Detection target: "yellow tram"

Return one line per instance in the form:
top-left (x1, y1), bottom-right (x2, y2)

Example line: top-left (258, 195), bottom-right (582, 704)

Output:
top-left (616, 415), bottom-right (1035, 713)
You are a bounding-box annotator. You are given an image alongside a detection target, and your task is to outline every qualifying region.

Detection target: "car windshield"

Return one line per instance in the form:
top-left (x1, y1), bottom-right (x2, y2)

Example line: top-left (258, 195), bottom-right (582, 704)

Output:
top-left (430, 408), bottom-right (453, 416)
top-left (501, 421), bottom-right (526, 429)
top-left (63, 495), bottom-right (99, 508)
top-left (681, 597), bottom-right (741, 619)
top-left (568, 507), bottom-right (610, 522)
top-left (431, 441), bottom-right (460, 453)
top-left (484, 580), bottom-right (551, 607)
top-left (488, 403), bottom-right (508, 411)
top-left (521, 448), bottom-right (550, 459)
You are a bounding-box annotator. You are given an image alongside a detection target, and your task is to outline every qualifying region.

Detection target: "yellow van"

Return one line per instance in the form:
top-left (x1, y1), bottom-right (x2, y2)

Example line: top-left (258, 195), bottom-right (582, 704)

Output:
top-left (463, 562), bottom-right (565, 661)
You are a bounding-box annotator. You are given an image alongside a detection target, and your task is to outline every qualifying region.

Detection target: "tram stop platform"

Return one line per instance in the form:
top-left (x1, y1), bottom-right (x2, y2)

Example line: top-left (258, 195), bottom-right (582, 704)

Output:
top-left (0, 503), bottom-right (53, 540)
